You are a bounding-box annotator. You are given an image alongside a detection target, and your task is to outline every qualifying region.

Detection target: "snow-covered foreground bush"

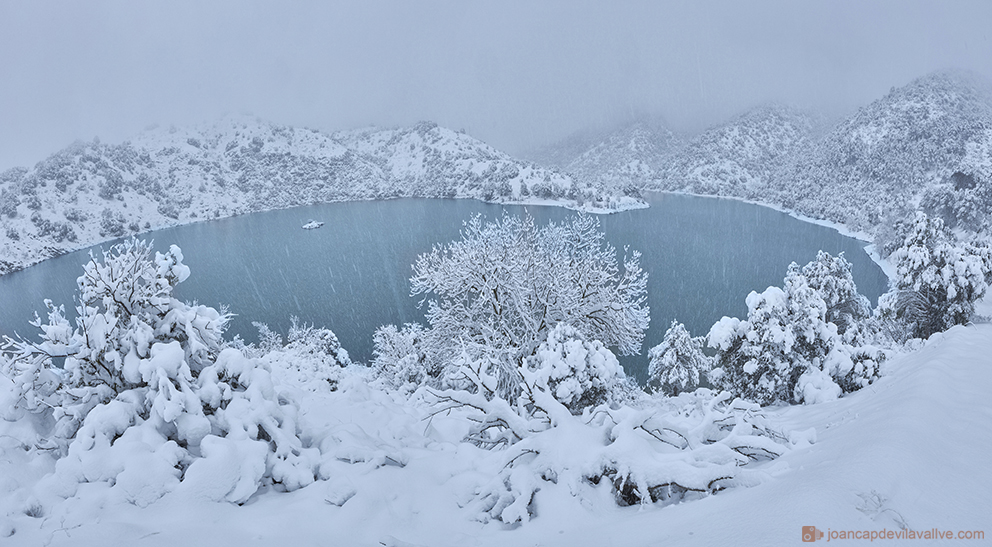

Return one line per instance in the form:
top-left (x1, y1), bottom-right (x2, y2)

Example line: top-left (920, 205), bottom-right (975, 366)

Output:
top-left (3, 322), bottom-right (989, 546)
top-left (707, 252), bottom-right (886, 405)
top-left (1, 240), bottom-right (318, 509)
top-left (437, 386), bottom-right (796, 524)
top-left (426, 324), bottom-right (795, 523)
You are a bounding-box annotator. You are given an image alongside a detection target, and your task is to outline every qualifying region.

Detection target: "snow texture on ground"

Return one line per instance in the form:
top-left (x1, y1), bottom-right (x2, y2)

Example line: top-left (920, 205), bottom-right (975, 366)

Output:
top-left (2, 322), bottom-right (989, 546)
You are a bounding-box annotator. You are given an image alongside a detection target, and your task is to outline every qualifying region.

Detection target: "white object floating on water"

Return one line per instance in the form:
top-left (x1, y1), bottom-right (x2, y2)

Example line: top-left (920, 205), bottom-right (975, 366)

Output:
top-left (302, 220), bottom-right (325, 230)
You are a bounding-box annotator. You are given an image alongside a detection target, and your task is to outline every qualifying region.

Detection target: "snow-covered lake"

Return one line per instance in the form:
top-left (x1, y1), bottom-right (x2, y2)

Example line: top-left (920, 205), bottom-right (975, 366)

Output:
top-left (0, 193), bottom-right (889, 382)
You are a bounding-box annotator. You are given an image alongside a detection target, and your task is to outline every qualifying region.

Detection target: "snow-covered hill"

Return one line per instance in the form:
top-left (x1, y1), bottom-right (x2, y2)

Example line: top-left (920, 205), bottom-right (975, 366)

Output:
top-left (653, 104), bottom-right (815, 198)
top-left (547, 120), bottom-right (681, 192)
top-left (534, 71), bottom-right (992, 245)
top-left (775, 70), bottom-right (992, 235)
top-left (0, 117), bottom-right (640, 275)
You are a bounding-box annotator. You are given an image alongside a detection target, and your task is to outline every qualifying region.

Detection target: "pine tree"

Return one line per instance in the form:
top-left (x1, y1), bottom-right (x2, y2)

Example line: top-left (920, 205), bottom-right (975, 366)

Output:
top-left (708, 264), bottom-right (838, 405)
top-left (647, 321), bottom-right (709, 396)
top-left (801, 251), bottom-right (871, 337)
top-left (878, 212), bottom-right (990, 339)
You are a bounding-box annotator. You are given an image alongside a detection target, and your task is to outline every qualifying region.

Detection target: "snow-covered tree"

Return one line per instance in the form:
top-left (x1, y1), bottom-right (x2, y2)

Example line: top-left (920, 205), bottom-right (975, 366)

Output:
top-left (370, 323), bottom-right (437, 394)
top-left (708, 257), bottom-right (884, 406)
top-left (708, 272), bottom-right (832, 405)
top-left (801, 251), bottom-right (871, 338)
top-left (877, 212), bottom-right (991, 339)
top-left (1, 239), bottom-right (318, 506)
top-left (410, 212), bottom-right (648, 399)
top-left (647, 320), bottom-right (710, 396)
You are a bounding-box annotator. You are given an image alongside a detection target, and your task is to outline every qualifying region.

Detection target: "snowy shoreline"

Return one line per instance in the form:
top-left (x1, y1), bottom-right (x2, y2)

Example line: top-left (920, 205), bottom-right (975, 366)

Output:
top-left (0, 194), bottom-right (648, 277)
top-left (647, 190), bottom-right (900, 284)
top-left (1, 189), bottom-right (878, 281)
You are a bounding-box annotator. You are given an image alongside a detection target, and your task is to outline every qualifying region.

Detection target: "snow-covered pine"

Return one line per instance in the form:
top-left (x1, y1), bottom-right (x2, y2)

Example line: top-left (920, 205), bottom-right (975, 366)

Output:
top-left (0, 239), bottom-right (318, 506)
top-left (800, 251), bottom-right (872, 340)
top-left (708, 253), bottom-right (885, 405)
top-left (647, 320), bottom-right (710, 396)
top-left (409, 212), bottom-right (649, 400)
top-left (876, 212), bottom-right (991, 339)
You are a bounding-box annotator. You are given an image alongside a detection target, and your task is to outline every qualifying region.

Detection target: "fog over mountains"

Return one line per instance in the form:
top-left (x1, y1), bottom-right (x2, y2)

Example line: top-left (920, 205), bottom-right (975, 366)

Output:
top-left (539, 70), bottom-right (992, 240)
top-left (2, 70), bottom-right (991, 275)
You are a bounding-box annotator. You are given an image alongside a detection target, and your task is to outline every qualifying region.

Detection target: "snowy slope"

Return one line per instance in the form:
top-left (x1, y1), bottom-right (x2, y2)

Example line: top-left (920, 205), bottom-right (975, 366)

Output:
top-left (1, 321), bottom-right (988, 546)
top-left (555, 120), bottom-right (681, 191)
top-left (0, 117), bottom-right (639, 276)
top-left (654, 104), bottom-right (815, 199)
top-left (532, 70), bottom-right (992, 244)
top-left (776, 70), bottom-right (992, 235)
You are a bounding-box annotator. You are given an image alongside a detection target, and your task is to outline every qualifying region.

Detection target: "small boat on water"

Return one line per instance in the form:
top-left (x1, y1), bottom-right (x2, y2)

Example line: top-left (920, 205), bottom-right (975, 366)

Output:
top-left (302, 220), bottom-right (325, 230)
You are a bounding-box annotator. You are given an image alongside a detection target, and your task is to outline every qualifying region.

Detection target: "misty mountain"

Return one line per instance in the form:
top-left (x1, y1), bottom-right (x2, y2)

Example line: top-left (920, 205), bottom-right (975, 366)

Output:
top-left (526, 120), bottom-right (681, 193)
top-left (774, 70), bottom-right (992, 235)
top-left (0, 117), bottom-right (636, 275)
top-left (651, 104), bottom-right (815, 198)
top-left (533, 105), bottom-right (815, 199)
top-left (536, 70), bottom-right (992, 242)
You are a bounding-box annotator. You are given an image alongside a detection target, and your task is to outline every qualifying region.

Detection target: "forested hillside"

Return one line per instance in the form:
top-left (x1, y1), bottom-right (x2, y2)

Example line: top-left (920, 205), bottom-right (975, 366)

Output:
top-left (0, 117), bottom-right (638, 274)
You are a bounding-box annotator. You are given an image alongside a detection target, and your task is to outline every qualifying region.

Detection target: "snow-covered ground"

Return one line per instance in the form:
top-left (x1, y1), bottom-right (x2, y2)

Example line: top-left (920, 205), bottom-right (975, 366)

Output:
top-left (2, 319), bottom-right (988, 546)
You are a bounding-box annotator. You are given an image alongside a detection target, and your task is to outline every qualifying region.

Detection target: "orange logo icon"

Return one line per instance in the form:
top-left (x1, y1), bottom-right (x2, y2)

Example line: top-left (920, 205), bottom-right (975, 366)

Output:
top-left (802, 526), bottom-right (824, 542)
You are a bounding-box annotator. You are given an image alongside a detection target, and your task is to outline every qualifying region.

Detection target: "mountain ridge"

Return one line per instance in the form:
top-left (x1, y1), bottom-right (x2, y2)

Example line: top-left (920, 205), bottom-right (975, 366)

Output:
top-left (0, 117), bottom-right (641, 275)
top-left (537, 69), bottom-right (992, 246)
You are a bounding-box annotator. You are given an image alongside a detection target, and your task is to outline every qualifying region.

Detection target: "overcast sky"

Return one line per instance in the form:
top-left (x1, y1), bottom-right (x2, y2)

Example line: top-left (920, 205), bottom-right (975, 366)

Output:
top-left (1, 0), bottom-right (991, 170)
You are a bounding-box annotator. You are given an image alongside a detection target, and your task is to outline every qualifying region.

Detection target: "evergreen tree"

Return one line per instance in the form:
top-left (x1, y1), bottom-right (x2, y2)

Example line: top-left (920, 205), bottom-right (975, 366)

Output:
top-left (878, 212), bottom-right (990, 339)
top-left (801, 251), bottom-right (871, 337)
top-left (647, 320), bottom-right (709, 396)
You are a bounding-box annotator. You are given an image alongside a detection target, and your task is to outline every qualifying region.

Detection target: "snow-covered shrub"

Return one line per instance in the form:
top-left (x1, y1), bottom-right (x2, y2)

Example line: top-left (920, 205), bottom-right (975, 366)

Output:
top-left (708, 257), bottom-right (883, 406)
top-left (253, 317), bottom-right (352, 392)
top-left (250, 321), bottom-right (285, 353)
top-left (829, 345), bottom-right (885, 393)
top-left (462, 389), bottom-right (794, 523)
top-left (429, 325), bottom-right (636, 447)
top-left (370, 323), bottom-right (438, 394)
top-left (876, 212), bottom-right (990, 339)
top-left (522, 324), bottom-right (636, 415)
top-left (98, 208), bottom-right (127, 237)
top-left (410, 212), bottom-right (648, 399)
top-left (1, 239), bottom-right (318, 506)
top-left (647, 320), bottom-right (710, 396)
